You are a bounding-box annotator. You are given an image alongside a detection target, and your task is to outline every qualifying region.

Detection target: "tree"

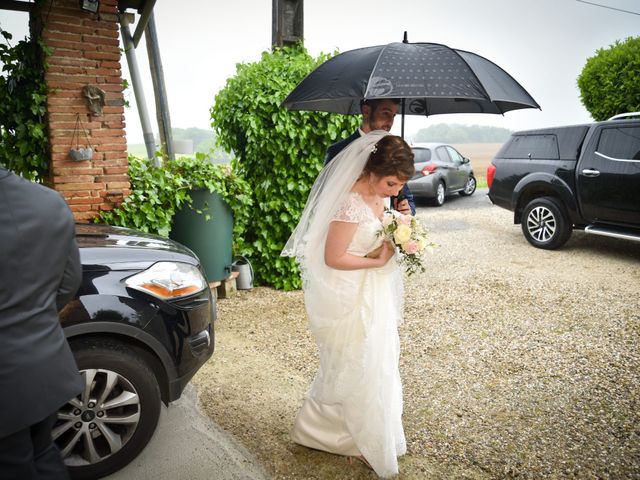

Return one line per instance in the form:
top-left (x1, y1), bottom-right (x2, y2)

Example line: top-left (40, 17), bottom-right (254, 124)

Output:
top-left (413, 124), bottom-right (511, 143)
top-left (210, 45), bottom-right (359, 290)
top-left (577, 36), bottom-right (640, 121)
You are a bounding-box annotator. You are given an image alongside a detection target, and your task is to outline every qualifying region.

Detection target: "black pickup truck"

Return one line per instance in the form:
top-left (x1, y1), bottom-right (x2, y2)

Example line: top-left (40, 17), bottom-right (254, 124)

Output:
top-left (487, 113), bottom-right (640, 249)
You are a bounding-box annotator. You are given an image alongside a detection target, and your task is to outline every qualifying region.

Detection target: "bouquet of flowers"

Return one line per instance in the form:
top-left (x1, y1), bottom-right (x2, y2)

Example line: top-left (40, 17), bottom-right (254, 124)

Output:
top-left (378, 209), bottom-right (435, 275)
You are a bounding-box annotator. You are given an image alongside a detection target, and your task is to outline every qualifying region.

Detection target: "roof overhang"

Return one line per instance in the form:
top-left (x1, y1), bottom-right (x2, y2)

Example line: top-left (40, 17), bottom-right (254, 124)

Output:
top-left (0, 0), bottom-right (33, 12)
top-left (118, 0), bottom-right (156, 48)
top-left (0, 0), bottom-right (155, 48)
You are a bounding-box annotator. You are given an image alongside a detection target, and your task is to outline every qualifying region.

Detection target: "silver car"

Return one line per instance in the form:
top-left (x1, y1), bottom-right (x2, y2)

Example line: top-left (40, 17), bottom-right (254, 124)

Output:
top-left (407, 143), bottom-right (476, 206)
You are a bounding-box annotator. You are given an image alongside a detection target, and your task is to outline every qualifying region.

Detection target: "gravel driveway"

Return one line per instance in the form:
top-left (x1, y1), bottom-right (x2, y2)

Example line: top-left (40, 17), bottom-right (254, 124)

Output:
top-left (193, 188), bottom-right (640, 479)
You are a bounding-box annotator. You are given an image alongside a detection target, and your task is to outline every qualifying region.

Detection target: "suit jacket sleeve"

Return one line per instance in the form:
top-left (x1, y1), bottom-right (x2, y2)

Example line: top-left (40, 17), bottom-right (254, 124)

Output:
top-left (403, 184), bottom-right (416, 216)
top-left (324, 141), bottom-right (344, 165)
top-left (56, 232), bottom-right (81, 312)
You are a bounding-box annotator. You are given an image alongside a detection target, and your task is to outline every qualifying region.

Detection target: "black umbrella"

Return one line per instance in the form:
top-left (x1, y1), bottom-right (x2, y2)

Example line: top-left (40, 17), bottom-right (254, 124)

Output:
top-left (283, 34), bottom-right (540, 137)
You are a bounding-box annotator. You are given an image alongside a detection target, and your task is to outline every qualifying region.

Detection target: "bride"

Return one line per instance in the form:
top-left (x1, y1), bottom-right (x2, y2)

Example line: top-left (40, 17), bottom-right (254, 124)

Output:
top-left (282, 131), bottom-right (415, 477)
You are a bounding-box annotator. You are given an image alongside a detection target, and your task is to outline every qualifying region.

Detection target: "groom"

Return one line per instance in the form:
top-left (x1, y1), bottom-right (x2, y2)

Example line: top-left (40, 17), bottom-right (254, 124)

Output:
top-left (324, 98), bottom-right (416, 216)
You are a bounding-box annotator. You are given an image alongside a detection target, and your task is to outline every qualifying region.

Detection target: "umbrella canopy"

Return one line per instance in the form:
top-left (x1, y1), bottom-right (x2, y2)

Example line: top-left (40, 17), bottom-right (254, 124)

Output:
top-left (283, 41), bottom-right (540, 117)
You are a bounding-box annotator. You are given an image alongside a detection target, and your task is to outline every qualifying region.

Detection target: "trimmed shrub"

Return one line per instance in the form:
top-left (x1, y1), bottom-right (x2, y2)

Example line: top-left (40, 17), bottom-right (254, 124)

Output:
top-left (578, 36), bottom-right (640, 121)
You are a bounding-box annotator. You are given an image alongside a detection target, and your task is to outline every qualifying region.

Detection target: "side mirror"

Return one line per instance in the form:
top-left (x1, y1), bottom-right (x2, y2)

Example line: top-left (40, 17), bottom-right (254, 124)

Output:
top-left (462, 157), bottom-right (470, 164)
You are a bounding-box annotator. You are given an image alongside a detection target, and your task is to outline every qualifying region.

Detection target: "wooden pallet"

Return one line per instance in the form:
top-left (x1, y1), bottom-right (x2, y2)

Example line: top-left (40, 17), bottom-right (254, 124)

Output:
top-left (209, 270), bottom-right (240, 299)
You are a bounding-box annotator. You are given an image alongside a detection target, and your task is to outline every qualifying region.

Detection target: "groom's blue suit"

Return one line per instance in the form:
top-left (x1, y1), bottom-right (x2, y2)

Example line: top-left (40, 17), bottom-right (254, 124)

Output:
top-left (324, 130), bottom-right (416, 215)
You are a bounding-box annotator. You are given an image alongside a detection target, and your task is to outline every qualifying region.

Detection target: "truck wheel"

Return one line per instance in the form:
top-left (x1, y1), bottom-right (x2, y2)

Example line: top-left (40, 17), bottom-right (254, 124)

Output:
top-left (430, 181), bottom-right (446, 207)
top-left (521, 197), bottom-right (572, 249)
top-left (54, 339), bottom-right (161, 480)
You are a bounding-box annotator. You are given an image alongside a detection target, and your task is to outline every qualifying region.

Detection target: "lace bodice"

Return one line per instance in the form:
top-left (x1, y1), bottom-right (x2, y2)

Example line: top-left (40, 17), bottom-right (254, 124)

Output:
top-left (332, 192), bottom-right (383, 257)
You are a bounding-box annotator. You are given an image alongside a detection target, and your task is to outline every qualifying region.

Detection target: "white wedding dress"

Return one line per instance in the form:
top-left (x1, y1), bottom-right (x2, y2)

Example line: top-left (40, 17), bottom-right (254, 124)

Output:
top-left (291, 192), bottom-right (406, 478)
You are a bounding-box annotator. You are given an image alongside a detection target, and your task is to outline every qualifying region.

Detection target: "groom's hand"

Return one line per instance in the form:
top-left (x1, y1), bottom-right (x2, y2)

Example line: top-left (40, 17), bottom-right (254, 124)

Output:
top-left (394, 198), bottom-right (411, 216)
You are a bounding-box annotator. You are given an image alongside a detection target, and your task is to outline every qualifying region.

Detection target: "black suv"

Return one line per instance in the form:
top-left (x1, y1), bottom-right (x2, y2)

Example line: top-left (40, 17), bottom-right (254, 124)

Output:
top-left (55, 224), bottom-right (215, 479)
top-left (488, 113), bottom-right (640, 249)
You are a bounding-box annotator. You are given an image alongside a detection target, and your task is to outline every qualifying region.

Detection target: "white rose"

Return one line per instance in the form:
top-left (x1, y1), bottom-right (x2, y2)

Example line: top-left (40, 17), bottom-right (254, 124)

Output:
top-left (393, 224), bottom-right (412, 244)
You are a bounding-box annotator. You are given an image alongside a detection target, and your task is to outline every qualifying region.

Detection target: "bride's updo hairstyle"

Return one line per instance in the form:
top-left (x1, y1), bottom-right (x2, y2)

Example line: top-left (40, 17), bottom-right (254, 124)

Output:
top-left (363, 135), bottom-right (415, 181)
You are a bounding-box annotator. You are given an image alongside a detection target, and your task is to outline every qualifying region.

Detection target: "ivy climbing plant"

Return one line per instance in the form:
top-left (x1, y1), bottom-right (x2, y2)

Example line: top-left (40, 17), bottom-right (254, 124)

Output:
top-left (0, 28), bottom-right (50, 181)
top-left (211, 45), bottom-right (359, 290)
top-left (97, 154), bottom-right (253, 247)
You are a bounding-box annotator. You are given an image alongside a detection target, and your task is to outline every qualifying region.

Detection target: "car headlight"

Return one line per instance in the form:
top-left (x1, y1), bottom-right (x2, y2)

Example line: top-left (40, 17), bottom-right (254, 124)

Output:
top-left (125, 262), bottom-right (207, 300)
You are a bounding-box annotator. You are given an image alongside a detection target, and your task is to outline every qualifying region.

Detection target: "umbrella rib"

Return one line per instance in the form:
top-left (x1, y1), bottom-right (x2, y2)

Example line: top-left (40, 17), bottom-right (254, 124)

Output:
top-left (448, 49), bottom-right (495, 110)
top-left (455, 48), bottom-right (541, 110)
top-left (363, 43), bottom-right (393, 100)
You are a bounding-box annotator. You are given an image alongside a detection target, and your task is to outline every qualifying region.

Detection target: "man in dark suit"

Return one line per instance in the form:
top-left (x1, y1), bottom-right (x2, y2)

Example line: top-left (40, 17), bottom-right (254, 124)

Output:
top-left (324, 98), bottom-right (416, 215)
top-left (0, 167), bottom-right (83, 479)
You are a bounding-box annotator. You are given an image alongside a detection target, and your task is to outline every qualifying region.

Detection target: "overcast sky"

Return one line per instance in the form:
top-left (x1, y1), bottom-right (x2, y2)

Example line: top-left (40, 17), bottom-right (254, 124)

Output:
top-left (1, 0), bottom-right (639, 143)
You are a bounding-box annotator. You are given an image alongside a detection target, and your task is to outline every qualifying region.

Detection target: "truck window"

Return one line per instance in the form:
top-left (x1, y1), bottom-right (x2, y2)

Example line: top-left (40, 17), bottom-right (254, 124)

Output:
top-left (596, 127), bottom-right (640, 160)
top-left (503, 135), bottom-right (559, 159)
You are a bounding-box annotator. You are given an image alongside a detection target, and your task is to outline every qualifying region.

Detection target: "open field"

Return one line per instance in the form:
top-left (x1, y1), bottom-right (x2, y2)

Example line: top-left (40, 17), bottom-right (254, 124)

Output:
top-left (126, 142), bottom-right (504, 182)
top-left (452, 143), bottom-right (503, 183)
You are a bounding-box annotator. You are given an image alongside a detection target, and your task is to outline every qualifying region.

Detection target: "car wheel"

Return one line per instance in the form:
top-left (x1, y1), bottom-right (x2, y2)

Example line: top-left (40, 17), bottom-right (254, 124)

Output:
top-left (54, 339), bottom-right (161, 480)
top-left (430, 181), bottom-right (446, 207)
top-left (459, 175), bottom-right (476, 196)
top-left (521, 197), bottom-right (572, 249)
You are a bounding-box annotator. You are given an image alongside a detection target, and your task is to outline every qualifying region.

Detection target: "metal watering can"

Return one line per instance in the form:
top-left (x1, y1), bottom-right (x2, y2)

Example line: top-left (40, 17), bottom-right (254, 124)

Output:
top-left (232, 256), bottom-right (254, 290)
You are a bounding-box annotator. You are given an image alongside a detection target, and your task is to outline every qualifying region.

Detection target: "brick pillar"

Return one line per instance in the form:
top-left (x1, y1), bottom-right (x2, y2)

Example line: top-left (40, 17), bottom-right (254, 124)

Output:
top-left (39, 0), bottom-right (129, 222)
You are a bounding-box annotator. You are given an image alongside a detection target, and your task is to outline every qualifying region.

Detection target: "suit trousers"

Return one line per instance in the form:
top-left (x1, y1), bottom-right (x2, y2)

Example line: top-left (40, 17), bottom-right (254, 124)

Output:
top-left (0, 413), bottom-right (70, 480)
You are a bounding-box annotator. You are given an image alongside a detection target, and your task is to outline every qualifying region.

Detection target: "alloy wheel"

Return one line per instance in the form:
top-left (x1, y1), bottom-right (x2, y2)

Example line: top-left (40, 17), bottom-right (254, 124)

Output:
top-left (526, 206), bottom-right (557, 243)
top-left (464, 176), bottom-right (476, 195)
top-left (53, 368), bottom-right (141, 466)
top-left (436, 183), bottom-right (445, 205)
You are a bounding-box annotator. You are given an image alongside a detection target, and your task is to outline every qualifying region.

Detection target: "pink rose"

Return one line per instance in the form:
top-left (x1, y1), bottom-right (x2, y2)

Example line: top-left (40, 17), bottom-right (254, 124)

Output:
top-left (402, 240), bottom-right (419, 255)
top-left (397, 214), bottom-right (412, 225)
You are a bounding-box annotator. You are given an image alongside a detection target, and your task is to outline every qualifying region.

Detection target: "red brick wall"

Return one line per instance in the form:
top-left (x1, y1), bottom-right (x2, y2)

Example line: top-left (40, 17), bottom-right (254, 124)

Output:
top-left (39, 0), bottom-right (129, 222)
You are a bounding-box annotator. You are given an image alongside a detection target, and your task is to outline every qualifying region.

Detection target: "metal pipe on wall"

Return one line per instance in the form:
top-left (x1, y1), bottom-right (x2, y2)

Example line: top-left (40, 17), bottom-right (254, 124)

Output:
top-left (145, 12), bottom-right (174, 161)
top-left (119, 15), bottom-right (157, 164)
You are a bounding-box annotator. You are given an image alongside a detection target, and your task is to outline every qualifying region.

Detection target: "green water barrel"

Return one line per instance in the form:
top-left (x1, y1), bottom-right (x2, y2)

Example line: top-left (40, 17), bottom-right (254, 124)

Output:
top-left (170, 189), bottom-right (233, 282)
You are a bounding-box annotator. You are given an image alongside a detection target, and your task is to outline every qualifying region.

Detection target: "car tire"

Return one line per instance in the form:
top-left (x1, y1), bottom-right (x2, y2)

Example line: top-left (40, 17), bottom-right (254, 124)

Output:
top-left (54, 339), bottom-right (162, 480)
top-left (459, 175), bottom-right (476, 196)
top-left (430, 181), bottom-right (446, 207)
top-left (521, 197), bottom-right (572, 249)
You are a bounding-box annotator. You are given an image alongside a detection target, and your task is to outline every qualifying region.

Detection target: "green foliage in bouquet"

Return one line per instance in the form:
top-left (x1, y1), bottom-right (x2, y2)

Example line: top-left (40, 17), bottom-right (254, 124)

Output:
top-left (210, 44), bottom-right (359, 290)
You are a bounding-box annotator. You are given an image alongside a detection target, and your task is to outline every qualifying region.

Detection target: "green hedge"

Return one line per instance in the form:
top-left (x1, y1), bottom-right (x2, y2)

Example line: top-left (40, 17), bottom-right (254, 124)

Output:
top-left (210, 45), bottom-right (359, 290)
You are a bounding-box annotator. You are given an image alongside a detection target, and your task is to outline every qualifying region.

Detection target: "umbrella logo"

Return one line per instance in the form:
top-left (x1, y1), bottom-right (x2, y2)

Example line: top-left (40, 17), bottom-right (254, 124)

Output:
top-left (408, 99), bottom-right (427, 115)
top-left (367, 77), bottom-right (394, 96)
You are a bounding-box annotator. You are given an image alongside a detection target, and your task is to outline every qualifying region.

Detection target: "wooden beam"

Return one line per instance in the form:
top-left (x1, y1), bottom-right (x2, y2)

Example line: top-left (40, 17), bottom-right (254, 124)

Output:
top-left (132, 0), bottom-right (155, 48)
top-left (0, 0), bottom-right (33, 13)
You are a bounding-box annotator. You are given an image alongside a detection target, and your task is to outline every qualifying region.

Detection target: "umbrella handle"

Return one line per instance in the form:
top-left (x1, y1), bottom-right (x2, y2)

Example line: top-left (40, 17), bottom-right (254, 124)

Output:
top-left (401, 99), bottom-right (406, 139)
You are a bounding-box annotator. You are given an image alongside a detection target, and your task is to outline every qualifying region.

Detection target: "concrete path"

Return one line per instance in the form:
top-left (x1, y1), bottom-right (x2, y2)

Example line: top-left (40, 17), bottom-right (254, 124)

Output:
top-left (106, 384), bottom-right (269, 480)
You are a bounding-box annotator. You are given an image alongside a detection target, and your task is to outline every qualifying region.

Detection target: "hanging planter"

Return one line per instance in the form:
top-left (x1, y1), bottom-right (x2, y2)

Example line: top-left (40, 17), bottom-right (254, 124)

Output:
top-left (69, 113), bottom-right (94, 162)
